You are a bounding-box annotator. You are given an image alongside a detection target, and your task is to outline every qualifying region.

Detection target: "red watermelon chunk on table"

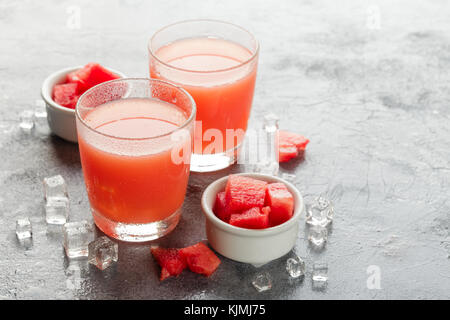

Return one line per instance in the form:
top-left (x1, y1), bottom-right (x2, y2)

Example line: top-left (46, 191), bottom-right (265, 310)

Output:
top-left (179, 242), bottom-right (221, 277)
top-left (278, 143), bottom-right (299, 163)
top-left (52, 83), bottom-right (80, 109)
top-left (225, 175), bottom-right (268, 212)
top-left (150, 246), bottom-right (187, 281)
top-left (229, 206), bottom-right (270, 229)
top-left (278, 130), bottom-right (309, 163)
top-left (265, 182), bottom-right (295, 226)
top-left (279, 130), bottom-right (310, 150)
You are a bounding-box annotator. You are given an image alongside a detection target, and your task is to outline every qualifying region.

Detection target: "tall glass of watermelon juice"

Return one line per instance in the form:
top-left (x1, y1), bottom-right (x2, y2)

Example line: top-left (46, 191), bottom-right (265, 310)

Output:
top-left (76, 78), bottom-right (196, 242)
top-left (149, 20), bottom-right (259, 172)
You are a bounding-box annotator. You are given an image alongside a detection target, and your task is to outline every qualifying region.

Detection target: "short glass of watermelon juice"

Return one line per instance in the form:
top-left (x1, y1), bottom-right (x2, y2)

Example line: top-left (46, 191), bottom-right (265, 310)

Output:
top-left (75, 78), bottom-right (196, 242)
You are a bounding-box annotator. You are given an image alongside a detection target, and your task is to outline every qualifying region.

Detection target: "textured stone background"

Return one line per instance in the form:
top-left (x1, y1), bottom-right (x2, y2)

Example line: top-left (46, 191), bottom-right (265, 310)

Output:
top-left (0, 0), bottom-right (449, 299)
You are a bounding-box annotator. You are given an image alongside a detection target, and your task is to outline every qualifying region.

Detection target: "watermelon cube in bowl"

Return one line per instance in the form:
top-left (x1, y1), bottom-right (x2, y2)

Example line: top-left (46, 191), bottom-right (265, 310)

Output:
top-left (225, 175), bottom-right (267, 212)
top-left (41, 65), bottom-right (125, 142)
top-left (66, 63), bottom-right (121, 93)
top-left (52, 83), bottom-right (80, 109)
top-left (202, 173), bottom-right (304, 265)
top-left (213, 191), bottom-right (232, 222)
top-left (266, 183), bottom-right (295, 227)
top-left (229, 206), bottom-right (271, 229)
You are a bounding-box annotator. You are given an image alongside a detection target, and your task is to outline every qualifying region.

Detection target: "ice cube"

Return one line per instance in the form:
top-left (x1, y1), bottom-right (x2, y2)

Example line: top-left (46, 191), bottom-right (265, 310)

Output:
top-left (16, 218), bottom-right (32, 240)
top-left (308, 225), bottom-right (328, 249)
top-left (63, 220), bottom-right (94, 259)
top-left (33, 100), bottom-right (49, 135)
top-left (255, 113), bottom-right (279, 175)
top-left (45, 197), bottom-right (70, 225)
top-left (318, 196), bottom-right (334, 222)
top-left (312, 262), bottom-right (328, 290)
top-left (88, 236), bottom-right (118, 270)
top-left (34, 100), bottom-right (47, 119)
top-left (19, 110), bottom-right (35, 133)
top-left (305, 195), bottom-right (334, 227)
top-left (252, 272), bottom-right (272, 292)
top-left (263, 113), bottom-right (279, 132)
top-left (43, 175), bottom-right (68, 201)
top-left (254, 161), bottom-right (279, 176)
top-left (286, 255), bottom-right (306, 278)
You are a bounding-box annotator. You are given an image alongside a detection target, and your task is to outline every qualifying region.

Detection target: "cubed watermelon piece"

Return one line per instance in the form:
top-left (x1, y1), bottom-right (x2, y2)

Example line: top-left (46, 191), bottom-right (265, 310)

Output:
top-left (151, 246), bottom-right (187, 281)
top-left (278, 130), bottom-right (309, 163)
top-left (179, 242), bottom-right (221, 277)
top-left (52, 83), bottom-right (80, 109)
top-left (279, 130), bottom-right (310, 150)
top-left (87, 63), bottom-right (121, 86)
top-left (66, 64), bottom-right (92, 93)
top-left (229, 206), bottom-right (270, 229)
top-left (66, 63), bottom-right (120, 93)
top-left (279, 143), bottom-right (299, 163)
top-left (225, 175), bottom-right (268, 212)
top-left (213, 191), bottom-right (232, 222)
top-left (266, 183), bottom-right (294, 226)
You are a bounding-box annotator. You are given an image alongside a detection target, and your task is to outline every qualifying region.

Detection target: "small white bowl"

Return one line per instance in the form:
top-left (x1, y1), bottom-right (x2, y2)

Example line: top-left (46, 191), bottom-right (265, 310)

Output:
top-left (41, 66), bottom-right (125, 143)
top-left (201, 173), bottom-right (304, 265)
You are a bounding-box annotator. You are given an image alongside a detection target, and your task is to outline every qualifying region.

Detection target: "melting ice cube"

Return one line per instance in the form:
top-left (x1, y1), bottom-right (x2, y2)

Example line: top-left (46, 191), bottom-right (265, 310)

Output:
top-left (43, 175), bottom-right (68, 202)
top-left (63, 220), bottom-right (94, 259)
top-left (308, 225), bottom-right (328, 249)
top-left (88, 236), bottom-right (118, 270)
top-left (286, 255), bottom-right (306, 278)
top-left (19, 110), bottom-right (35, 133)
top-left (306, 195), bottom-right (334, 227)
top-left (252, 272), bottom-right (272, 292)
top-left (254, 113), bottom-right (279, 175)
top-left (45, 197), bottom-right (70, 225)
top-left (312, 262), bottom-right (328, 290)
top-left (16, 218), bottom-right (32, 240)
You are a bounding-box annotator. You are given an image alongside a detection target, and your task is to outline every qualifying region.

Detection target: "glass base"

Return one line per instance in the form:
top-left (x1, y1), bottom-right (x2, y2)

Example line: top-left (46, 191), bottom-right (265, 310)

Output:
top-left (190, 144), bottom-right (240, 173)
top-left (92, 208), bottom-right (181, 242)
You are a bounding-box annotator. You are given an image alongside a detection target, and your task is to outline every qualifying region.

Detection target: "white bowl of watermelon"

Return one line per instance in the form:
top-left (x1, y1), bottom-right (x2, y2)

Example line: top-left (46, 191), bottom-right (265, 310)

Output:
top-left (41, 63), bottom-right (125, 143)
top-left (201, 173), bottom-right (304, 265)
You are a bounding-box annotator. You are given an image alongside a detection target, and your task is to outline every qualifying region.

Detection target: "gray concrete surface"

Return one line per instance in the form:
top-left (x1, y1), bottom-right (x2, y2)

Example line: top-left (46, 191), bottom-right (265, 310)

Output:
top-left (0, 0), bottom-right (449, 299)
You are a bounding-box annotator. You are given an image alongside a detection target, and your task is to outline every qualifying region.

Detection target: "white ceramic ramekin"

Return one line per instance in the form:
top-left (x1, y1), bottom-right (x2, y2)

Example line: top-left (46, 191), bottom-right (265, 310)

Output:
top-left (201, 173), bottom-right (304, 265)
top-left (41, 66), bottom-right (125, 143)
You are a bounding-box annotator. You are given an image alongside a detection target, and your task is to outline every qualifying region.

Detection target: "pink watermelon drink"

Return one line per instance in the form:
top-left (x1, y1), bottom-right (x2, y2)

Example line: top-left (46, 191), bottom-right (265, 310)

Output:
top-left (149, 20), bottom-right (259, 172)
top-left (150, 37), bottom-right (257, 153)
top-left (76, 79), bottom-right (196, 242)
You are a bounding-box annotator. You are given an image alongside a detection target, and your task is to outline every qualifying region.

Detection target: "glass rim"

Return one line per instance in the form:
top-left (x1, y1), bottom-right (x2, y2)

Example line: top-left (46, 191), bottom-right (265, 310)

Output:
top-left (148, 19), bottom-right (260, 74)
top-left (75, 77), bottom-right (197, 141)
